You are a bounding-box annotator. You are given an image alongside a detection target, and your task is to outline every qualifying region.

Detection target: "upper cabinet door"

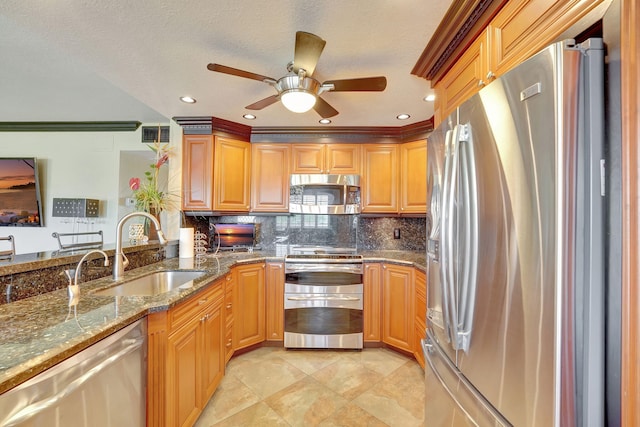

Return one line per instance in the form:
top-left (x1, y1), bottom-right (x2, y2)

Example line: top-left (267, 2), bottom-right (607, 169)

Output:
top-left (325, 144), bottom-right (361, 174)
top-left (291, 143), bottom-right (361, 174)
top-left (400, 139), bottom-right (427, 214)
top-left (214, 137), bottom-right (251, 212)
top-left (489, 0), bottom-right (605, 76)
top-left (182, 134), bottom-right (214, 211)
top-left (436, 29), bottom-right (490, 122)
top-left (291, 144), bottom-right (325, 173)
top-left (251, 143), bottom-right (290, 212)
top-left (361, 144), bottom-right (399, 213)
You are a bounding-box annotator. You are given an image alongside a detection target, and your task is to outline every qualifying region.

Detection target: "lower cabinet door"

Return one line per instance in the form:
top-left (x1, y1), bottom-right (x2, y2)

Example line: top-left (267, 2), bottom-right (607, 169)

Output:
top-left (167, 320), bottom-right (201, 427)
top-left (202, 301), bottom-right (224, 402)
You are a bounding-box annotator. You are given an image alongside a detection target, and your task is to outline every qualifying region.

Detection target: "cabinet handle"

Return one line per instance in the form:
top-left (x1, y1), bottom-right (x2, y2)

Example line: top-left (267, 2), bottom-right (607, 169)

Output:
top-left (226, 303), bottom-right (232, 309)
top-left (226, 340), bottom-right (232, 348)
top-left (198, 298), bottom-right (208, 305)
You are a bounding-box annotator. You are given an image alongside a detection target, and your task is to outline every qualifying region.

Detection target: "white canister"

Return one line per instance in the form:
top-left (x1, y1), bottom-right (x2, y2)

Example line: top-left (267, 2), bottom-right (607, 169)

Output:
top-left (179, 227), bottom-right (195, 258)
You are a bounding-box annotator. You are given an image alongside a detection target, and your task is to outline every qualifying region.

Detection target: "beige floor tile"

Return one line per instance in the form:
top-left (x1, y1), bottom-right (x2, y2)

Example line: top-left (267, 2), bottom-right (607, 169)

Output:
top-left (353, 361), bottom-right (425, 427)
top-left (343, 348), bottom-right (411, 376)
top-left (197, 347), bottom-right (425, 427)
top-left (312, 358), bottom-right (384, 400)
top-left (210, 402), bottom-right (289, 427)
top-left (318, 403), bottom-right (390, 426)
top-left (194, 375), bottom-right (260, 425)
top-left (265, 376), bottom-right (349, 426)
top-left (273, 348), bottom-right (351, 375)
top-left (228, 353), bottom-right (307, 399)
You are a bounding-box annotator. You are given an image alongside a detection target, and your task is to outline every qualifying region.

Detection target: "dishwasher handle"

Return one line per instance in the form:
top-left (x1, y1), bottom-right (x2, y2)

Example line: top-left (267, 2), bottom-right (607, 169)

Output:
top-left (2, 337), bottom-right (143, 426)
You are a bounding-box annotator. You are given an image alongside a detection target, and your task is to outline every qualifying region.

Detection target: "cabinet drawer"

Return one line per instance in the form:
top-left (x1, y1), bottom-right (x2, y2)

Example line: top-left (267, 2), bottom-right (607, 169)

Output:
top-left (168, 279), bottom-right (224, 333)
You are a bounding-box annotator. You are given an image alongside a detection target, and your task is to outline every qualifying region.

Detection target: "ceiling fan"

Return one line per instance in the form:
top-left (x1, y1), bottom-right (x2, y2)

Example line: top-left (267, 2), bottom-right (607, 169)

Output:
top-left (207, 31), bottom-right (387, 118)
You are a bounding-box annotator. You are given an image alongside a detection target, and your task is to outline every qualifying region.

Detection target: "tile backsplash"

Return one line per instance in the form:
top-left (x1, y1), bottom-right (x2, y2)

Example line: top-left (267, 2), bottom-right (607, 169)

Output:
top-left (184, 214), bottom-right (426, 253)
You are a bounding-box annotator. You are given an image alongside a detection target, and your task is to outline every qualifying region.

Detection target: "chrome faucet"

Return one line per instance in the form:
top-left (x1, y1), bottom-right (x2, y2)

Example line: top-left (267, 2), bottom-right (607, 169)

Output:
top-left (114, 211), bottom-right (167, 280)
top-left (67, 249), bottom-right (110, 303)
top-left (74, 249), bottom-right (110, 286)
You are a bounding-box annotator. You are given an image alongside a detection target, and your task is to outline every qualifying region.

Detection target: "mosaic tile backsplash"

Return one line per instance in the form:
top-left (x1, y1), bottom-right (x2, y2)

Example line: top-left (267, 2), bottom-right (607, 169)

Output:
top-left (184, 215), bottom-right (426, 253)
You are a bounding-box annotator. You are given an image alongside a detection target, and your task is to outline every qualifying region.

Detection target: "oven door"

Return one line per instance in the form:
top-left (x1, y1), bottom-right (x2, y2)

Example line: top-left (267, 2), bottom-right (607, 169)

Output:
top-left (284, 283), bottom-right (363, 349)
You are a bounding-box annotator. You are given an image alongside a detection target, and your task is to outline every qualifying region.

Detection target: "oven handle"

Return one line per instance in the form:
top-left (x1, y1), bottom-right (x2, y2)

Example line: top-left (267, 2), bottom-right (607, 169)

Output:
top-left (286, 296), bottom-right (361, 301)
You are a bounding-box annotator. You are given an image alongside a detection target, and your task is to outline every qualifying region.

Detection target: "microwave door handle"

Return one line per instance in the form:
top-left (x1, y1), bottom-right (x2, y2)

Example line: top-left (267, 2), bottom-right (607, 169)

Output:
top-left (440, 127), bottom-right (455, 344)
top-left (455, 124), bottom-right (479, 353)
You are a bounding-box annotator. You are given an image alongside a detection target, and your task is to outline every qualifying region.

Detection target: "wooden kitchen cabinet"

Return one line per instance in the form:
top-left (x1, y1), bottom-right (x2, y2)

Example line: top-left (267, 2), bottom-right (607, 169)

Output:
top-left (232, 263), bottom-right (266, 350)
top-left (361, 144), bottom-right (399, 213)
top-left (291, 143), bottom-right (360, 174)
top-left (265, 262), bottom-right (285, 341)
top-left (147, 277), bottom-right (225, 427)
top-left (489, 0), bottom-right (605, 77)
top-left (413, 269), bottom-right (427, 368)
top-left (382, 263), bottom-right (414, 353)
top-left (400, 140), bottom-right (427, 214)
top-left (363, 262), bottom-right (382, 342)
top-left (434, 29), bottom-right (490, 124)
top-left (182, 134), bottom-right (214, 210)
top-left (251, 143), bottom-right (290, 212)
top-left (213, 136), bottom-right (251, 211)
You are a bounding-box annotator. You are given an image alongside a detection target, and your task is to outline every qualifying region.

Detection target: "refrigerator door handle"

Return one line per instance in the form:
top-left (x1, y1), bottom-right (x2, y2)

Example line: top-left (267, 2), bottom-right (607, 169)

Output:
top-left (440, 127), bottom-right (455, 344)
top-left (455, 124), bottom-right (479, 353)
top-left (443, 125), bottom-right (462, 346)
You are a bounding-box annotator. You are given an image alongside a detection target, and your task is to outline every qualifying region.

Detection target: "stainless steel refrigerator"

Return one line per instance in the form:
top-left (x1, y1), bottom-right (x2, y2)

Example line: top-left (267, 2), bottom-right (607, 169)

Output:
top-left (422, 38), bottom-right (605, 426)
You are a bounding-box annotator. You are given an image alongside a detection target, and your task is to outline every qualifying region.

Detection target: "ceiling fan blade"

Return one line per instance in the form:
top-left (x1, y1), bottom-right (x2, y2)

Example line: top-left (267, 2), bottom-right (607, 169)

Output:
top-left (207, 63), bottom-right (274, 83)
top-left (245, 95), bottom-right (280, 110)
top-left (313, 97), bottom-right (339, 118)
top-left (292, 31), bottom-right (326, 76)
top-left (322, 76), bottom-right (387, 92)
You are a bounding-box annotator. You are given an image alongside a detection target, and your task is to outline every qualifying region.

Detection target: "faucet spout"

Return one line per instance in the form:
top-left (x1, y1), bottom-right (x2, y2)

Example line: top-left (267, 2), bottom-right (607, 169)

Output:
top-left (114, 211), bottom-right (168, 280)
top-left (74, 250), bottom-right (110, 286)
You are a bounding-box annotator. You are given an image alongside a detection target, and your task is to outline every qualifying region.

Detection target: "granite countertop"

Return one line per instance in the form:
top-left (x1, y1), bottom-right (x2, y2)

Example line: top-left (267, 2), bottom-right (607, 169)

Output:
top-left (0, 250), bottom-right (425, 394)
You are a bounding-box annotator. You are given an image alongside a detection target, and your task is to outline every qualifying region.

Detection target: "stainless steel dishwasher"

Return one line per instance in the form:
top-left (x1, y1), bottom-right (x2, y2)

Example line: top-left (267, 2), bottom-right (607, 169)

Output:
top-left (0, 319), bottom-right (146, 427)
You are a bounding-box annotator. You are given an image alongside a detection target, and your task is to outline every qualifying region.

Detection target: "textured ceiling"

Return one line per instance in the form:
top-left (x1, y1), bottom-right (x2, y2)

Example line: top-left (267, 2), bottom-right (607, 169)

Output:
top-left (0, 1), bottom-right (453, 128)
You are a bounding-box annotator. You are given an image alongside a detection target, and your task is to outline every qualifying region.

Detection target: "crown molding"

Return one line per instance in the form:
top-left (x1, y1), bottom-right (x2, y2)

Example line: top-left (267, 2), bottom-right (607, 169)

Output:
top-left (411, 0), bottom-right (507, 83)
top-left (174, 116), bottom-right (433, 143)
top-left (0, 121), bottom-right (141, 132)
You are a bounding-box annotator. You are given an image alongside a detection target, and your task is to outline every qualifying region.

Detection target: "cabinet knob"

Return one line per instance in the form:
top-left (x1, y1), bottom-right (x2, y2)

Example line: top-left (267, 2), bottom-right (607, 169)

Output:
top-left (226, 303), bottom-right (232, 309)
top-left (477, 79), bottom-right (485, 87)
top-left (226, 340), bottom-right (232, 348)
top-left (486, 71), bottom-right (495, 80)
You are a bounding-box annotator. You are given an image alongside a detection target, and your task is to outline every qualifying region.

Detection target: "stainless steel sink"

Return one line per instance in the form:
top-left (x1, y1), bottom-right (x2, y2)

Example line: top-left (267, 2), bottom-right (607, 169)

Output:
top-left (94, 270), bottom-right (206, 296)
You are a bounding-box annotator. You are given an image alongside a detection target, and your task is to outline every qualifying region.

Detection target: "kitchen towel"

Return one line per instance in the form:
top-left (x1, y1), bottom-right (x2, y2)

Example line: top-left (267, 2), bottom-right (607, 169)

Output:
top-left (179, 227), bottom-right (195, 258)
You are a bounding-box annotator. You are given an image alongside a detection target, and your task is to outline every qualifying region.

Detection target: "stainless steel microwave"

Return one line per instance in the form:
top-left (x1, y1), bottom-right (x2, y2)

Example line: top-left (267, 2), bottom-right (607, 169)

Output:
top-left (289, 174), bottom-right (361, 214)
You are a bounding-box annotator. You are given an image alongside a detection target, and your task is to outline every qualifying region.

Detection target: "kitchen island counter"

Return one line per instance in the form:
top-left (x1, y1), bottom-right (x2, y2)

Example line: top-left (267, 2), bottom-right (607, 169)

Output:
top-left (0, 250), bottom-right (425, 394)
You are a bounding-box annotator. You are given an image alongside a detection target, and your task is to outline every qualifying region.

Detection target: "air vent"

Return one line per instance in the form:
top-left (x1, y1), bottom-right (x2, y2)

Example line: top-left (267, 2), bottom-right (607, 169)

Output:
top-left (141, 126), bottom-right (170, 143)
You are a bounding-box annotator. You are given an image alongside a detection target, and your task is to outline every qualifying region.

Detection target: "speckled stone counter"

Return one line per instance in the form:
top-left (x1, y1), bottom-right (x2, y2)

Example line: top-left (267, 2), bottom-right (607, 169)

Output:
top-left (0, 249), bottom-right (425, 394)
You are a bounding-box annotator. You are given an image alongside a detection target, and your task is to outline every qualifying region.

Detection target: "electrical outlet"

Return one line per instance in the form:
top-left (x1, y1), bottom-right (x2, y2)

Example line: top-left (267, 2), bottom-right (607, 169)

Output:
top-left (125, 197), bottom-right (136, 207)
top-left (393, 228), bottom-right (401, 239)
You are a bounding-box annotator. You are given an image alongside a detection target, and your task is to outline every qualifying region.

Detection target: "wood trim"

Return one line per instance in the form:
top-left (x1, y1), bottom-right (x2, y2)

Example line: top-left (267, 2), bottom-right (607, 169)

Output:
top-left (621, 0), bottom-right (640, 424)
top-left (174, 117), bottom-right (434, 143)
top-left (411, 0), bottom-right (507, 83)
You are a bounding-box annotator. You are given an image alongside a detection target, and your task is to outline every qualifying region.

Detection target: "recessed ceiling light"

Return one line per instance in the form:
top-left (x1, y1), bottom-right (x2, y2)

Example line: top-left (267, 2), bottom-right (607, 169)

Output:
top-left (424, 94), bottom-right (436, 102)
top-left (243, 114), bottom-right (256, 120)
top-left (396, 113), bottom-right (410, 120)
top-left (180, 96), bottom-right (196, 104)
top-left (319, 119), bottom-right (331, 124)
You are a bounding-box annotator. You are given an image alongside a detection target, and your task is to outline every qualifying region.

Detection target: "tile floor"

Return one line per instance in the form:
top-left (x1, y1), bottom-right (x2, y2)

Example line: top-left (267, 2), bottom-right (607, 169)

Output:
top-left (194, 346), bottom-right (425, 427)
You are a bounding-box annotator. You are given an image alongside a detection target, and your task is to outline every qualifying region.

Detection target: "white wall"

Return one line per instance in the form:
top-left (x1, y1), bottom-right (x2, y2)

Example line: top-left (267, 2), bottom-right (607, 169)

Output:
top-left (0, 122), bottom-right (182, 254)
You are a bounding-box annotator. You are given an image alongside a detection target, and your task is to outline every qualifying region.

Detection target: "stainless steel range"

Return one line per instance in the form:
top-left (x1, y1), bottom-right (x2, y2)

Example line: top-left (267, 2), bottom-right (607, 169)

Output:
top-left (284, 254), bottom-right (363, 349)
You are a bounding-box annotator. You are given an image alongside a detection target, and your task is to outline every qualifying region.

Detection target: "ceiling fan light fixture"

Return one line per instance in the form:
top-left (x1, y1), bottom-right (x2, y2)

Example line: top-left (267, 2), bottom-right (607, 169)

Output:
top-left (281, 90), bottom-right (317, 113)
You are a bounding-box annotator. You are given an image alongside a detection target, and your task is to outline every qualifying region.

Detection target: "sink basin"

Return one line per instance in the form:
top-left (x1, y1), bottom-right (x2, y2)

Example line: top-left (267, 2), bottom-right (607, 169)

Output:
top-left (94, 270), bottom-right (207, 296)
